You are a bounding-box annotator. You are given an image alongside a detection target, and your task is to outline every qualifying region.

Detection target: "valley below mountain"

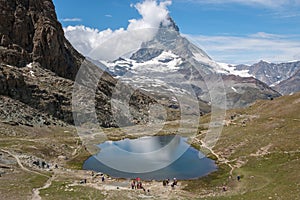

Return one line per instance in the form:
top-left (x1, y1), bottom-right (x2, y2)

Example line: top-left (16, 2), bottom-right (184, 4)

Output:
top-left (1, 89), bottom-right (299, 200)
top-left (0, 0), bottom-right (299, 200)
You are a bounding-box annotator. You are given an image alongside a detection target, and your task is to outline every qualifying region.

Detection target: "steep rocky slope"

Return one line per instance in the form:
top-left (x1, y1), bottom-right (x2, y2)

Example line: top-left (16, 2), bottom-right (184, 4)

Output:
top-left (273, 69), bottom-right (300, 95)
top-left (0, 0), bottom-right (83, 80)
top-left (0, 0), bottom-right (160, 127)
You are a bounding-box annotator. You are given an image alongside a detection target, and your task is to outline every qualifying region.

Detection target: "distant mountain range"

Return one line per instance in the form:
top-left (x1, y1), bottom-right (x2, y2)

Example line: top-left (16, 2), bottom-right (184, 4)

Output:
top-left (234, 60), bottom-right (300, 95)
top-left (273, 68), bottom-right (300, 95)
top-left (205, 60), bottom-right (300, 95)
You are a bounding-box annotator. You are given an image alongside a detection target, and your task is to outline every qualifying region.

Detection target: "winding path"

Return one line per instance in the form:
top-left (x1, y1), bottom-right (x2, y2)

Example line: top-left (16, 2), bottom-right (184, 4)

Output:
top-left (0, 149), bottom-right (51, 200)
top-left (32, 174), bottom-right (55, 200)
top-left (0, 149), bottom-right (49, 177)
top-left (199, 139), bottom-right (235, 175)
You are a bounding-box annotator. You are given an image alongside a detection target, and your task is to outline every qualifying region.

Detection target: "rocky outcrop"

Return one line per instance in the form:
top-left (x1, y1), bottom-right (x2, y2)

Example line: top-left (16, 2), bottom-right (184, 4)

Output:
top-left (273, 69), bottom-right (300, 95)
top-left (0, 95), bottom-right (65, 127)
top-left (0, 63), bottom-right (75, 124)
top-left (130, 48), bottom-right (164, 63)
top-left (0, 0), bottom-right (159, 127)
top-left (221, 74), bottom-right (281, 108)
top-left (0, 0), bottom-right (83, 80)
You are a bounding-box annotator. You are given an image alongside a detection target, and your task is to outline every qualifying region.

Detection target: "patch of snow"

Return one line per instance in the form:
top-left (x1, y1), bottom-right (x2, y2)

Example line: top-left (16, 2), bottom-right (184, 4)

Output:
top-left (216, 62), bottom-right (253, 78)
top-left (4, 64), bottom-right (14, 68)
top-left (26, 63), bottom-right (34, 68)
top-left (171, 97), bottom-right (178, 102)
top-left (130, 51), bottom-right (182, 72)
top-left (193, 52), bottom-right (212, 63)
top-left (270, 80), bottom-right (282, 87)
top-left (103, 51), bottom-right (183, 74)
top-left (288, 60), bottom-right (299, 63)
top-left (231, 87), bottom-right (237, 92)
top-left (29, 70), bottom-right (35, 77)
top-left (100, 60), bottom-right (110, 67)
top-left (193, 53), bottom-right (253, 77)
top-left (193, 53), bottom-right (216, 68)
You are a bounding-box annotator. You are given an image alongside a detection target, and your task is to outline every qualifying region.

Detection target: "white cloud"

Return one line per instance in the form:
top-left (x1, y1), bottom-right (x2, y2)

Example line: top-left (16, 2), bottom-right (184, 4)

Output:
top-left (64, 26), bottom-right (114, 56)
top-left (249, 32), bottom-right (282, 39)
top-left (186, 33), bottom-right (300, 64)
top-left (105, 14), bottom-right (113, 18)
top-left (63, 1), bottom-right (300, 64)
top-left (128, 0), bottom-right (172, 29)
top-left (64, 0), bottom-right (172, 61)
top-left (61, 18), bottom-right (82, 22)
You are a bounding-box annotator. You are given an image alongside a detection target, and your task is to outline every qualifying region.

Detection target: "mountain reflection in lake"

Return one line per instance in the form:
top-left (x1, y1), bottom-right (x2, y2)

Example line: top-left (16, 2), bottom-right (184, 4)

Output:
top-left (83, 135), bottom-right (217, 180)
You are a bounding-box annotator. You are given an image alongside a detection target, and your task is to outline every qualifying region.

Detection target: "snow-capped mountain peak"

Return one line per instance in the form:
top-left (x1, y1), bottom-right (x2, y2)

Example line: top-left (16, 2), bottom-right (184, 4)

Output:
top-left (90, 16), bottom-right (281, 111)
top-left (103, 50), bottom-right (183, 76)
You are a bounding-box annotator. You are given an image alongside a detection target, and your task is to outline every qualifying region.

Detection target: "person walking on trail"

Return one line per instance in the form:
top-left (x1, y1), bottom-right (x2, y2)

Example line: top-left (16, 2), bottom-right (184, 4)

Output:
top-left (131, 180), bottom-right (136, 189)
top-left (237, 175), bottom-right (241, 182)
top-left (173, 178), bottom-right (178, 186)
top-left (131, 181), bottom-right (134, 189)
top-left (171, 178), bottom-right (178, 189)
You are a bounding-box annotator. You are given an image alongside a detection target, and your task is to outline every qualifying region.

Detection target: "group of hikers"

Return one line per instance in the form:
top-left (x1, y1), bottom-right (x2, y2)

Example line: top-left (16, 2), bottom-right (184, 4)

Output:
top-left (130, 177), bottom-right (179, 192)
top-left (131, 177), bottom-right (149, 192)
top-left (88, 171), bottom-right (243, 193)
top-left (163, 178), bottom-right (178, 188)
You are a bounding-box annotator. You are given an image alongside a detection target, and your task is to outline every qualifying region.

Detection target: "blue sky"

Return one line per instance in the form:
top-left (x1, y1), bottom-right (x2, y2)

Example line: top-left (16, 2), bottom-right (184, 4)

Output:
top-left (53, 0), bottom-right (300, 64)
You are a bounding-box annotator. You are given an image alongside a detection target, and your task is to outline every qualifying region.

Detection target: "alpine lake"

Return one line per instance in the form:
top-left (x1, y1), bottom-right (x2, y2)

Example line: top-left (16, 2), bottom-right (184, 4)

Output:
top-left (83, 135), bottom-right (217, 180)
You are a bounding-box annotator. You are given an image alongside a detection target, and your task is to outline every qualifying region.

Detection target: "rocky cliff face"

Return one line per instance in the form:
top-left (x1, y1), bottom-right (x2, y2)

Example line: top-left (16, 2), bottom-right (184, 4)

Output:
top-left (0, 0), bottom-right (83, 80)
top-left (0, 0), bottom-right (158, 127)
top-left (273, 69), bottom-right (300, 95)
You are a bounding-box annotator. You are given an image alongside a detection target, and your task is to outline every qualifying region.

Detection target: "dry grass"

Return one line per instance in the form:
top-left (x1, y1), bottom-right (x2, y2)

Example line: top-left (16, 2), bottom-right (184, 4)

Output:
top-left (184, 92), bottom-right (300, 199)
top-left (0, 93), bottom-right (299, 199)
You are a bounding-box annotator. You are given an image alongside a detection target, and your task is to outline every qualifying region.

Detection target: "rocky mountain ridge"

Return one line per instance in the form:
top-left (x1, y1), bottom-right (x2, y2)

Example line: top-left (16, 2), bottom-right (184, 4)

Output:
top-left (0, 0), bottom-right (162, 127)
top-left (100, 17), bottom-right (281, 109)
top-left (0, 0), bottom-right (83, 80)
top-left (233, 60), bottom-right (300, 94)
top-left (273, 68), bottom-right (300, 95)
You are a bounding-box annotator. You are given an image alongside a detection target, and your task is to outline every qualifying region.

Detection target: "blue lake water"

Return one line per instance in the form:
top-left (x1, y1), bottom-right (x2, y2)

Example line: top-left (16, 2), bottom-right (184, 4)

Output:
top-left (83, 135), bottom-right (217, 180)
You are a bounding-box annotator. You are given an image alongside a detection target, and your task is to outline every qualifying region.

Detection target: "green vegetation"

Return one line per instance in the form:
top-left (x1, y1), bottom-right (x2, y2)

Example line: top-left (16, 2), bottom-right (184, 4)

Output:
top-left (0, 171), bottom-right (49, 200)
top-left (183, 164), bottom-right (231, 192)
top-left (39, 181), bottom-right (106, 200)
top-left (183, 92), bottom-right (300, 199)
top-left (0, 93), bottom-right (299, 199)
top-left (66, 147), bottom-right (91, 170)
top-left (194, 152), bottom-right (300, 200)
